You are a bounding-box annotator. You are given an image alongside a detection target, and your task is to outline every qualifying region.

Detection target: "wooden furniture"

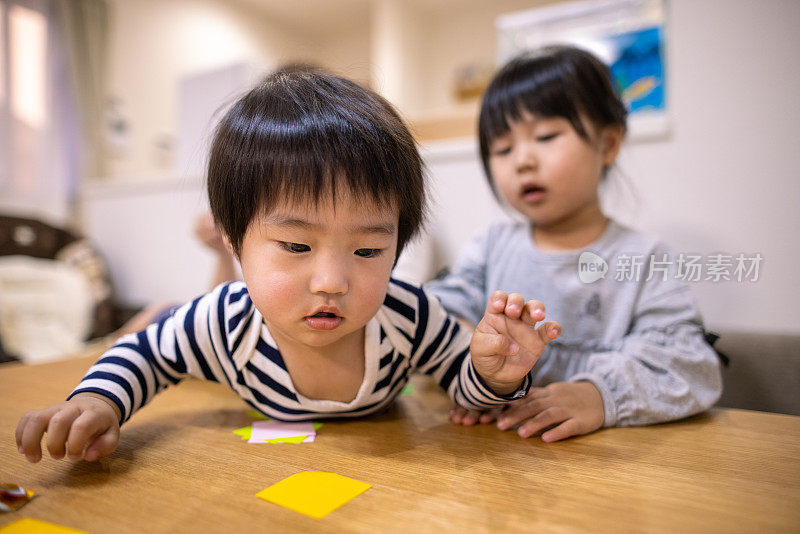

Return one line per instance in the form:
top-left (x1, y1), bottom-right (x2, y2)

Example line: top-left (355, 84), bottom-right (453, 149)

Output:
top-left (1, 355), bottom-right (799, 533)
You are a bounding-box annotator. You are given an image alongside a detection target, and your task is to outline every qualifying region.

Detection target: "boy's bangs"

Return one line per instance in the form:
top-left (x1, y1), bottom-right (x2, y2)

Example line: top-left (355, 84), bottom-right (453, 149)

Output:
top-left (254, 114), bottom-right (395, 215)
top-left (219, 88), bottom-right (404, 222)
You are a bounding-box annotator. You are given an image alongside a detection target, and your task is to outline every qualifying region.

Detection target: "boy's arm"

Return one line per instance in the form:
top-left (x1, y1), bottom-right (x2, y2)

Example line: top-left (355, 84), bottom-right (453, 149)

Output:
top-left (411, 287), bottom-right (559, 408)
top-left (68, 282), bottom-right (247, 424)
top-left (16, 392), bottom-right (120, 463)
top-left (16, 283), bottom-right (242, 463)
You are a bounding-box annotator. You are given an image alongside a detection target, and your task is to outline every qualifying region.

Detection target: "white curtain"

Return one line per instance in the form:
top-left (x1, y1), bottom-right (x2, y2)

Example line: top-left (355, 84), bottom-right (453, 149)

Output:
top-left (0, 0), bottom-right (88, 226)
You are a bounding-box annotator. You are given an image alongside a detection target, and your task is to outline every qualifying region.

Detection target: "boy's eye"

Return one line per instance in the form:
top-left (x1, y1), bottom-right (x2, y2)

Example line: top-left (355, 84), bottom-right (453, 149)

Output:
top-left (354, 248), bottom-right (382, 258)
top-left (492, 145), bottom-right (512, 156)
top-left (281, 242), bottom-right (310, 253)
top-left (536, 133), bottom-right (559, 142)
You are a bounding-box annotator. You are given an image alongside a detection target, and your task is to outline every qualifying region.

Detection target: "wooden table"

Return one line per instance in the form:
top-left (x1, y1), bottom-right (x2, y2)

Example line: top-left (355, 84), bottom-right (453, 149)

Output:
top-left (1, 355), bottom-right (799, 533)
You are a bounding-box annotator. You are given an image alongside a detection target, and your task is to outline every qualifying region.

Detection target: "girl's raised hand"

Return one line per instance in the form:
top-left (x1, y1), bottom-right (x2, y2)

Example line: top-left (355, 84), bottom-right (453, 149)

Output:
top-left (15, 393), bottom-right (121, 463)
top-left (470, 290), bottom-right (561, 395)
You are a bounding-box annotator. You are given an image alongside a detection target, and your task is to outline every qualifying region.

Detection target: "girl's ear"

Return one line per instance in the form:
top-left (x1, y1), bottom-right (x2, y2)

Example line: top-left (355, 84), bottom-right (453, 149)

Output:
top-left (222, 234), bottom-right (236, 257)
top-left (600, 125), bottom-right (625, 166)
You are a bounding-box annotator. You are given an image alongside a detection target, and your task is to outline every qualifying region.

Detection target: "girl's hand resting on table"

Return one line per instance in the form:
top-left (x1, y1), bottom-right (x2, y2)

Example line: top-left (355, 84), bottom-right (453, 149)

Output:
top-left (16, 393), bottom-right (121, 463)
top-left (450, 381), bottom-right (605, 442)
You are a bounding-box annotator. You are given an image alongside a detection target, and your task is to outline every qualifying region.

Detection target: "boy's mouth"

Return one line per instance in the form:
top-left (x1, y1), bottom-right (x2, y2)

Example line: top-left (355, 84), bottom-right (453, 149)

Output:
top-left (304, 309), bottom-right (343, 331)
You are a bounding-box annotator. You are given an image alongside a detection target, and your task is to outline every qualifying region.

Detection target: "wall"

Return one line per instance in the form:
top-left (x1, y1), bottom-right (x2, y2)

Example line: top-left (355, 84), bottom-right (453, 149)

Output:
top-left (103, 0), bottom-right (308, 180)
top-left (82, 0), bottom-right (800, 336)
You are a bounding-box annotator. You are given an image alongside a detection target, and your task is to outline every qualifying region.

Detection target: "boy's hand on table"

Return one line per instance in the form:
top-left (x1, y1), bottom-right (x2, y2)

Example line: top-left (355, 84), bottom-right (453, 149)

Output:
top-left (497, 381), bottom-right (605, 442)
top-left (15, 393), bottom-right (121, 463)
top-left (470, 291), bottom-right (561, 396)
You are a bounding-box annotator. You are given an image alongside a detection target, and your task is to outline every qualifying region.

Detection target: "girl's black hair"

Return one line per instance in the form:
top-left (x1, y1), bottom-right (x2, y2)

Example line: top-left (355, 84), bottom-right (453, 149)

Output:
top-left (478, 45), bottom-right (628, 191)
top-left (207, 66), bottom-right (425, 259)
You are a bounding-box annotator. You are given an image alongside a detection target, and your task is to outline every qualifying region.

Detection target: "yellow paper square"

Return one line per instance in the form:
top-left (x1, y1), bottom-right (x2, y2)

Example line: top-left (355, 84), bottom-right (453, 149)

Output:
top-left (256, 471), bottom-right (371, 519)
top-left (0, 518), bottom-right (87, 534)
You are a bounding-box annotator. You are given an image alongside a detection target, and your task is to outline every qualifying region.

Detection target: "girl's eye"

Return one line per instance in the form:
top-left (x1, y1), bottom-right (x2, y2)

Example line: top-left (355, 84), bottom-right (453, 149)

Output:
top-left (281, 242), bottom-right (310, 253)
top-left (537, 133), bottom-right (559, 142)
top-left (492, 146), bottom-right (512, 156)
top-left (354, 248), bottom-right (382, 258)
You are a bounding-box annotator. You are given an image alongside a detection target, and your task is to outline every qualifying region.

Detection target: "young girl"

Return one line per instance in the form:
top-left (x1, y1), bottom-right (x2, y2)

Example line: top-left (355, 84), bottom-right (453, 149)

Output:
top-left (15, 68), bottom-right (561, 463)
top-left (427, 46), bottom-right (722, 442)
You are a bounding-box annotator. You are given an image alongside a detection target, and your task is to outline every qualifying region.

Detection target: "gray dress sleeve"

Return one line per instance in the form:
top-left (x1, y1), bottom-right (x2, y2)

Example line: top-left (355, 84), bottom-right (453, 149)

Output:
top-left (570, 250), bottom-right (723, 427)
top-left (424, 226), bottom-right (491, 326)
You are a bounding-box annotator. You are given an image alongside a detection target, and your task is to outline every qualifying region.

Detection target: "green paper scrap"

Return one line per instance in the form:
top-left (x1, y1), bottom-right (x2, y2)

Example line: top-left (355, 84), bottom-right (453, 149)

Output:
top-left (401, 384), bottom-right (415, 395)
top-left (313, 422), bottom-right (324, 431)
top-left (264, 435), bottom-right (308, 444)
top-left (247, 410), bottom-right (269, 420)
top-left (233, 426), bottom-right (253, 440)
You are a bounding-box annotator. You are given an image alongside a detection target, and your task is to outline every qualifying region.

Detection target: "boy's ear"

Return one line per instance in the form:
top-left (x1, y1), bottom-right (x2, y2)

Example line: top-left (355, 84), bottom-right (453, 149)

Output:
top-left (600, 125), bottom-right (625, 166)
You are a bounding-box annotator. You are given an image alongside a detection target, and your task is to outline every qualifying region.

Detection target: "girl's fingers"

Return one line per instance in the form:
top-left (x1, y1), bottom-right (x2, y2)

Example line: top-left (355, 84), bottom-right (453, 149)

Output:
top-left (45, 405), bottom-right (82, 459)
top-left (497, 398), bottom-right (546, 430)
top-left (516, 407), bottom-right (566, 438)
top-left (542, 418), bottom-right (583, 443)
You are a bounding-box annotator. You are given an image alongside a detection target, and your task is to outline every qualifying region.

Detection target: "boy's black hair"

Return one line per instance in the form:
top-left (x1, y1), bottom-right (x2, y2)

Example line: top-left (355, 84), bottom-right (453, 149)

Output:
top-left (207, 66), bottom-right (425, 259)
top-left (478, 45), bottom-right (628, 192)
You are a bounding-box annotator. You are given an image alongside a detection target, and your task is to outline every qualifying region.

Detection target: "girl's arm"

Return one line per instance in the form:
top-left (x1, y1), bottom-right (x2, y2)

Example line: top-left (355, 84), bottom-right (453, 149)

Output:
top-left (424, 225), bottom-right (492, 325)
top-left (570, 263), bottom-right (723, 427)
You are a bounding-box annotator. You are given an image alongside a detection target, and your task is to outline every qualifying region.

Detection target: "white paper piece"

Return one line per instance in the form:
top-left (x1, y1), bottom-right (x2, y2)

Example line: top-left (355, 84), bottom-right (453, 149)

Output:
top-left (248, 421), bottom-right (316, 444)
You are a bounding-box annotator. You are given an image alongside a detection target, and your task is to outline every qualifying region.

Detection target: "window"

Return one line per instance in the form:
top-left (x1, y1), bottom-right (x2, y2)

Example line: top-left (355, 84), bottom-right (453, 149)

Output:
top-left (0, 0), bottom-right (77, 223)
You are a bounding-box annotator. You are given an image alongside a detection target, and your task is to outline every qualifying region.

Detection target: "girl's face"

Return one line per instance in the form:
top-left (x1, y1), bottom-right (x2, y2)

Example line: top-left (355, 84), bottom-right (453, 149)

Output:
top-left (487, 110), bottom-right (622, 228)
top-left (238, 188), bottom-right (398, 354)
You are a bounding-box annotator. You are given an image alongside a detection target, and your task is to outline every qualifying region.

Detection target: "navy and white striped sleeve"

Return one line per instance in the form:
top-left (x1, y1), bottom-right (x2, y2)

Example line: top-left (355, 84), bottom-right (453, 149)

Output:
top-left (67, 282), bottom-right (242, 424)
top-left (400, 281), bottom-right (530, 409)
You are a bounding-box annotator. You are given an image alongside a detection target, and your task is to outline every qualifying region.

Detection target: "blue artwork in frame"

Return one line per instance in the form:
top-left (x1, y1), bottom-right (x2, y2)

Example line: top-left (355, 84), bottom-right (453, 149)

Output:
top-left (607, 26), bottom-right (665, 113)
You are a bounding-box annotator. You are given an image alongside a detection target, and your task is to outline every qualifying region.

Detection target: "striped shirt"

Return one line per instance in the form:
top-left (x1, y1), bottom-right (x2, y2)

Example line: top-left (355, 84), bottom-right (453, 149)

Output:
top-left (69, 278), bottom-right (530, 424)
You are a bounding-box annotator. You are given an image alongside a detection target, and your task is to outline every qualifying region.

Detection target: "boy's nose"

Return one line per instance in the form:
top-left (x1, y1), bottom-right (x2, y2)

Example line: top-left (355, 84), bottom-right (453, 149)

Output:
top-left (309, 257), bottom-right (348, 295)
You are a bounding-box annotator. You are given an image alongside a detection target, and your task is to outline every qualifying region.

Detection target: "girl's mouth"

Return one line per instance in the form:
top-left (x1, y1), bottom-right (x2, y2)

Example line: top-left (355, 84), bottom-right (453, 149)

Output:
top-left (305, 312), bottom-right (343, 330)
top-left (521, 184), bottom-right (546, 203)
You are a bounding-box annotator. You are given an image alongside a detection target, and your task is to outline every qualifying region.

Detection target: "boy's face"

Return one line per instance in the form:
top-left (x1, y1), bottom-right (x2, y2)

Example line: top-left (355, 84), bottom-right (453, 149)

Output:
top-left (238, 189), bottom-right (398, 354)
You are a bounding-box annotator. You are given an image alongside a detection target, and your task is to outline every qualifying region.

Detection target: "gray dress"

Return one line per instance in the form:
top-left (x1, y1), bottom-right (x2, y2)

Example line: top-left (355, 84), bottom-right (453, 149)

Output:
top-left (425, 220), bottom-right (722, 427)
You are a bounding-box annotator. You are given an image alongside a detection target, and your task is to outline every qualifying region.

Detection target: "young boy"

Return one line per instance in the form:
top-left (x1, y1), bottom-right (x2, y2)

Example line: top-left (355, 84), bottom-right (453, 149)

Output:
top-left (15, 68), bottom-right (561, 463)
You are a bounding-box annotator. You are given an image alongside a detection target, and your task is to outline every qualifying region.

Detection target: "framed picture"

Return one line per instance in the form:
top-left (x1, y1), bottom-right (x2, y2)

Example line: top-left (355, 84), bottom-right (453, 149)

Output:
top-left (497, 0), bottom-right (669, 141)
